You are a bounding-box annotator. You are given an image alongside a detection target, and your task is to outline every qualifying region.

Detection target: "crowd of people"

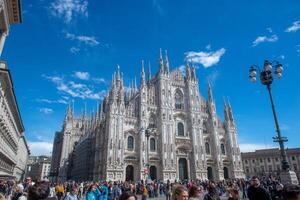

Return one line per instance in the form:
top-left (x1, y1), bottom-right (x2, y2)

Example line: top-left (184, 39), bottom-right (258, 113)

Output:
top-left (0, 176), bottom-right (299, 200)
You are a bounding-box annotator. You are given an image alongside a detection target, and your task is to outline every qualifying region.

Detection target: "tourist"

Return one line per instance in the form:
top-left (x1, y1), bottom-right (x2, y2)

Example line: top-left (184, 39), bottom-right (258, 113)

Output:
top-left (188, 185), bottom-right (202, 200)
top-left (141, 185), bottom-right (148, 200)
top-left (247, 176), bottom-right (272, 200)
top-left (227, 188), bottom-right (240, 200)
top-left (118, 192), bottom-right (137, 200)
top-left (171, 184), bottom-right (188, 200)
top-left (203, 182), bottom-right (220, 200)
top-left (283, 184), bottom-right (300, 200)
top-left (86, 184), bottom-right (100, 200)
top-left (27, 181), bottom-right (56, 200)
top-left (64, 186), bottom-right (78, 200)
top-left (12, 184), bottom-right (26, 200)
top-left (55, 183), bottom-right (65, 200)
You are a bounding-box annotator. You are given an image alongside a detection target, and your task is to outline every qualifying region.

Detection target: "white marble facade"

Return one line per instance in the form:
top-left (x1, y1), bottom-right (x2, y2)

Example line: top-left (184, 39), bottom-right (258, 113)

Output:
top-left (52, 50), bottom-right (245, 182)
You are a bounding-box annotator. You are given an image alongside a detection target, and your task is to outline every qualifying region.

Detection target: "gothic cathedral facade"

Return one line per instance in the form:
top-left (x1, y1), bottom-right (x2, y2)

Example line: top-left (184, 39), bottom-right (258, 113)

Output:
top-left (51, 50), bottom-right (244, 182)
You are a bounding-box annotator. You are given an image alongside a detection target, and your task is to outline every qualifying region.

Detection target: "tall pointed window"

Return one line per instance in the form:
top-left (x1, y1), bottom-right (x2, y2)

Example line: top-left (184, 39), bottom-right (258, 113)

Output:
top-left (175, 89), bottom-right (184, 109)
top-left (205, 142), bottom-right (210, 154)
top-left (127, 136), bottom-right (134, 150)
top-left (178, 122), bottom-right (184, 136)
top-left (150, 138), bottom-right (156, 151)
top-left (221, 143), bottom-right (226, 155)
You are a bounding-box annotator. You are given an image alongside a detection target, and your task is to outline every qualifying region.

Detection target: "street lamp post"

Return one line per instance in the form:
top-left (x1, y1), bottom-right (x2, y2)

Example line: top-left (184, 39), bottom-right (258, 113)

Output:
top-left (249, 60), bottom-right (298, 184)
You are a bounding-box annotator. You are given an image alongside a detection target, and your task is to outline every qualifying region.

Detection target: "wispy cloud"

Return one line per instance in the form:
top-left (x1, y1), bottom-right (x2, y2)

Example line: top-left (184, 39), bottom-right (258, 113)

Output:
top-left (207, 70), bottom-right (220, 86)
top-left (239, 143), bottom-right (275, 152)
top-left (43, 74), bottom-right (106, 100)
top-left (266, 27), bottom-right (273, 33)
top-left (73, 71), bottom-right (90, 80)
top-left (184, 48), bottom-right (226, 68)
top-left (66, 32), bottom-right (99, 46)
top-left (285, 21), bottom-right (300, 33)
top-left (28, 141), bottom-right (53, 156)
top-left (92, 77), bottom-right (107, 84)
top-left (36, 98), bottom-right (68, 104)
top-left (153, 0), bottom-right (164, 15)
top-left (39, 108), bottom-right (54, 114)
top-left (252, 34), bottom-right (278, 47)
top-left (70, 47), bottom-right (80, 54)
top-left (50, 0), bottom-right (88, 23)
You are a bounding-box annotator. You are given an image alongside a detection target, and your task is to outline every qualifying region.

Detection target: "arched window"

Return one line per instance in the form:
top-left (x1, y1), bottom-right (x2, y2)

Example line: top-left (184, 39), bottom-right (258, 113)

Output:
top-left (127, 136), bottom-right (134, 150)
top-left (150, 138), bottom-right (156, 151)
top-left (221, 143), bottom-right (226, 155)
top-left (205, 142), bottom-right (210, 154)
top-left (178, 122), bottom-right (184, 136)
top-left (175, 89), bottom-right (184, 109)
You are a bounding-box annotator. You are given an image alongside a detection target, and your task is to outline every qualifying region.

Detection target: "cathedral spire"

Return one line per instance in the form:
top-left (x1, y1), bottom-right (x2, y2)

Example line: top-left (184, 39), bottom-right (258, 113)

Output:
top-left (223, 97), bottom-right (230, 122)
top-left (65, 101), bottom-right (73, 122)
top-left (148, 61), bottom-right (152, 81)
top-left (208, 80), bottom-right (214, 103)
top-left (185, 63), bottom-right (191, 81)
top-left (191, 64), bottom-right (197, 81)
top-left (164, 49), bottom-right (170, 74)
top-left (140, 60), bottom-right (146, 87)
top-left (116, 65), bottom-right (121, 81)
top-left (227, 98), bottom-right (235, 123)
top-left (159, 48), bottom-right (164, 74)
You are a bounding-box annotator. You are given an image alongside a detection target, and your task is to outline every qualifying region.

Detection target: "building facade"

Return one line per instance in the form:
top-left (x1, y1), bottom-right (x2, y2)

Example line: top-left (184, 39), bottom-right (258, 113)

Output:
top-left (241, 148), bottom-right (300, 181)
top-left (0, 0), bottom-right (29, 181)
top-left (14, 136), bottom-right (30, 180)
top-left (26, 156), bottom-right (51, 181)
top-left (51, 50), bottom-right (244, 182)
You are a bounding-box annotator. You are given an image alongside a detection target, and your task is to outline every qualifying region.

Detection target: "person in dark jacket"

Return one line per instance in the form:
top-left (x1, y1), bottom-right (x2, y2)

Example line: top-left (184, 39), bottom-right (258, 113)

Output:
top-left (247, 176), bottom-right (272, 200)
top-left (283, 184), bottom-right (300, 200)
top-left (28, 181), bottom-right (56, 200)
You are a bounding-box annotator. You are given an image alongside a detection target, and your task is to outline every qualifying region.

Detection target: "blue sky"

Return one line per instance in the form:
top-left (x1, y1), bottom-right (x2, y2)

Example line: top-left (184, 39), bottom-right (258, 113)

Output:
top-left (3, 0), bottom-right (300, 155)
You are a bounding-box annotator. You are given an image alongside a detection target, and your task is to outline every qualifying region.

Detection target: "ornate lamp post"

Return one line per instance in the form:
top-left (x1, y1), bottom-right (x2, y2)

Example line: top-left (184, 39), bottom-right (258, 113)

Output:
top-left (249, 60), bottom-right (298, 184)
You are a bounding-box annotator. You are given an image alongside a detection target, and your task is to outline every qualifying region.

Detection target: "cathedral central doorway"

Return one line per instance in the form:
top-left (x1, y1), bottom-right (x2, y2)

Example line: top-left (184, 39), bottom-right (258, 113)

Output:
top-left (178, 158), bottom-right (188, 180)
top-left (223, 167), bottom-right (229, 179)
top-left (207, 167), bottom-right (213, 180)
top-left (150, 166), bottom-right (157, 180)
top-left (125, 165), bottom-right (134, 181)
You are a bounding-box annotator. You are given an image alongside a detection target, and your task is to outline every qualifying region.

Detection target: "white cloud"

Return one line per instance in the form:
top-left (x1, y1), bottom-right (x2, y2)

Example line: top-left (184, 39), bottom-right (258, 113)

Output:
top-left (185, 48), bottom-right (226, 68)
top-left (285, 21), bottom-right (300, 33)
top-left (70, 47), bottom-right (80, 54)
top-left (252, 35), bottom-right (278, 47)
top-left (44, 75), bottom-right (106, 100)
top-left (178, 65), bottom-right (186, 75)
top-left (93, 77), bottom-right (107, 84)
top-left (51, 0), bottom-right (88, 23)
top-left (36, 98), bottom-right (68, 104)
top-left (239, 143), bottom-right (275, 152)
top-left (28, 141), bottom-right (53, 156)
top-left (205, 44), bottom-right (211, 50)
top-left (39, 108), bottom-right (54, 114)
top-left (266, 27), bottom-right (273, 33)
top-left (66, 32), bottom-right (99, 46)
top-left (73, 71), bottom-right (90, 80)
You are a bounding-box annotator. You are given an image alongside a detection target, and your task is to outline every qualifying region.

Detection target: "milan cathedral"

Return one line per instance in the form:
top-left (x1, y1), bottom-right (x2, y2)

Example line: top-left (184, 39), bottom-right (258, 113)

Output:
top-left (50, 50), bottom-right (245, 182)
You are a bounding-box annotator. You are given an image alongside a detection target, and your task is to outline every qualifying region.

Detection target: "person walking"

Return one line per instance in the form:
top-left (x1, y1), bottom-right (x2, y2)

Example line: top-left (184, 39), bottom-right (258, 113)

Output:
top-left (171, 184), bottom-right (188, 200)
top-left (86, 184), bottom-right (100, 200)
top-left (64, 187), bottom-right (79, 200)
top-left (247, 176), bottom-right (272, 200)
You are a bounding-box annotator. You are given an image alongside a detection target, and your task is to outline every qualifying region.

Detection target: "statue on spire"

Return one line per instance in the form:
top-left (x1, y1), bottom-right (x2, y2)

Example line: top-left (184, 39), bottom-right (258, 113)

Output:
top-left (164, 49), bottom-right (170, 74)
top-left (159, 48), bottom-right (164, 74)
